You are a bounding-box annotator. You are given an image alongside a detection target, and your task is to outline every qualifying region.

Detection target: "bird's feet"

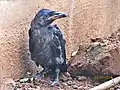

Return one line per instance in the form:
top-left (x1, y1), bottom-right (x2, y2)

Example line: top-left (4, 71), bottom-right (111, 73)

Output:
top-left (34, 73), bottom-right (46, 83)
top-left (35, 73), bottom-right (43, 79)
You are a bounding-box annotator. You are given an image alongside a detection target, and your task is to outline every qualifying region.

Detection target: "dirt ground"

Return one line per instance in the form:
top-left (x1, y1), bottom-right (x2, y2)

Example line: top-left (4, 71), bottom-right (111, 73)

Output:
top-left (1, 73), bottom-right (120, 90)
top-left (1, 0), bottom-right (120, 90)
top-left (1, 29), bottom-right (120, 90)
top-left (1, 0), bottom-right (120, 82)
top-left (14, 75), bottom-right (94, 90)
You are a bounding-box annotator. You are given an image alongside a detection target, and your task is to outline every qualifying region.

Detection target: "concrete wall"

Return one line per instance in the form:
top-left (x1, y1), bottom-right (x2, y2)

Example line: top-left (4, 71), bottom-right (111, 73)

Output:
top-left (0, 0), bottom-right (120, 82)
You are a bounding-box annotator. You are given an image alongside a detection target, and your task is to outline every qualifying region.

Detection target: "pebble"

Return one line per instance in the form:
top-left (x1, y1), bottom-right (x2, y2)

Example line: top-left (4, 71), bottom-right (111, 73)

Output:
top-left (59, 89), bottom-right (64, 90)
top-left (78, 86), bottom-right (84, 89)
top-left (62, 82), bottom-right (68, 86)
top-left (15, 88), bottom-right (21, 90)
top-left (71, 51), bottom-right (78, 57)
top-left (87, 84), bottom-right (93, 88)
top-left (28, 87), bottom-right (32, 90)
top-left (72, 85), bottom-right (79, 89)
top-left (109, 88), bottom-right (115, 90)
top-left (61, 72), bottom-right (72, 82)
top-left (67, 80), bottom-right (73, 86)
top-left (65, 72), bottom-right (71, 77)
top-left (116, 89), bottom-right (120, 90)
top-left (77, 76), bottom-right (87, 81)
top-left (84, 86), bottom-right (89, 90)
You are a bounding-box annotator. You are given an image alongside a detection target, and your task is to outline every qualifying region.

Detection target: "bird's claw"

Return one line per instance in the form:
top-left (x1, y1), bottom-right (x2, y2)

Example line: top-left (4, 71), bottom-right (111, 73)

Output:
top-left (48, 80), bottom-right (60, 86)
top-left (34, 73), bottom-right (44, 81)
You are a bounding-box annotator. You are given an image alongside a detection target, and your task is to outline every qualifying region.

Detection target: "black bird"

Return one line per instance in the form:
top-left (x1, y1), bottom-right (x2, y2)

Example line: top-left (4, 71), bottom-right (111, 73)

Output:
top-left (29, 9), bottom-right (68, 85)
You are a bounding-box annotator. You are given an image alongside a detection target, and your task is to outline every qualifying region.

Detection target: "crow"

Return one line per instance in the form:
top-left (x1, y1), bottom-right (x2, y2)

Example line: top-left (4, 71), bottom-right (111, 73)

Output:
top-left (29, 9), bottom-right (68, 85)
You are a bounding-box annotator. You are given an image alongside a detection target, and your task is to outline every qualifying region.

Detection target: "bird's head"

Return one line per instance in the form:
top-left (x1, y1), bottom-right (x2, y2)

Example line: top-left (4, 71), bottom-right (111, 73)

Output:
top-left (33, 9), bottom-right (68, 26)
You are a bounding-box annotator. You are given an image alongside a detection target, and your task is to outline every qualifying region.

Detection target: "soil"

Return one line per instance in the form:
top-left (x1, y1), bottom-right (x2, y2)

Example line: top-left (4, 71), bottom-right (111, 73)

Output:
top-left (1, 0), bottom-right (120, 81)
top-left (1, 28), bottom-right (120, 90)
top-left (1, 73), bottom-right (120, 90)
top-left (1, 25), bottom-right (120, 90)
top-left (1, 1), bottom-right (120, 89)
top-left (0, 74), bottom-right (95, 90)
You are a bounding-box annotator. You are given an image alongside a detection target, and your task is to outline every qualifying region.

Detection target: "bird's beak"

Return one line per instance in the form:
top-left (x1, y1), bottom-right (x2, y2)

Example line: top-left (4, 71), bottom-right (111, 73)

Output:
top-left (49, 12), bottom-right (68, 20)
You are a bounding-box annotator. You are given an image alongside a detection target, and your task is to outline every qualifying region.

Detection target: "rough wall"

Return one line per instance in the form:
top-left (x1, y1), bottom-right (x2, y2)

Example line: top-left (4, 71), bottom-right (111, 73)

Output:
top-left (0, 0), bottom-right (120, 82)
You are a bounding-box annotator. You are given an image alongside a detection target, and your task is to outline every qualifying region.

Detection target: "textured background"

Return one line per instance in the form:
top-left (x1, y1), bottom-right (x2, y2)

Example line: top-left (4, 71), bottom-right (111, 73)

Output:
top-left (0, 0), bottom-right (120, 82)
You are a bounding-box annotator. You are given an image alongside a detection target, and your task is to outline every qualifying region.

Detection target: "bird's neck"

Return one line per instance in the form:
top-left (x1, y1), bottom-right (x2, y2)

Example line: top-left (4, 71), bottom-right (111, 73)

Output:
top-left (42, 19), bottom-right (54, 26)
top-left (31, 18), bottom-right (54, 29)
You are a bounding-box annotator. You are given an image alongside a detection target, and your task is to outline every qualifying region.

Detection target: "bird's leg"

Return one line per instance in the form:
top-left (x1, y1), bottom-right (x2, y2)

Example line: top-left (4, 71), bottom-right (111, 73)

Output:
top-left (35, 68), bottom-right (48, 80)
top-left (35, 69), bottom-right (45, 79)
top-left (50, 68), bottom-right (60, 86)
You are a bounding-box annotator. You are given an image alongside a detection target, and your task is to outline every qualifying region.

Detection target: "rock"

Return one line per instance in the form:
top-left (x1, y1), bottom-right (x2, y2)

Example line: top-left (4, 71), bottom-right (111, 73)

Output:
top-left (67, 80), bottom-right (74, 86)
top-left (72, 85), bottom-right (79, 89)
top-left (71, 51), bottom-right (78, 57)
top-left (78, 86), bottom-right (85, 90)
top-left (109, 88), bottom-right (115, 90)
top-left (35, 86), bottom-right (40, 89)
top-left (65, 72), bottom-right (71, 77)
top-left (59, 89), bottom-right (65, 90)
top-left (77, 76), bottom-right (87, 81)
top-left (114, 85), bottom-right (120, 90)
top-left (68, 36), bottom-right (120, 77)
top-left (83, 86), bottom-right (89, 90)
top-left (62, 82), bottom-right (68, 86)
top-left (60, 72), bottom-right (72, 82)
top-left (14, 88), bottom-right (21, 90)
top-left (87, 84), bottom-right (93, 88)
top-left (90, 37), bottom-right (103, 43)
top-left (19, 78), bottom-right (30, 83)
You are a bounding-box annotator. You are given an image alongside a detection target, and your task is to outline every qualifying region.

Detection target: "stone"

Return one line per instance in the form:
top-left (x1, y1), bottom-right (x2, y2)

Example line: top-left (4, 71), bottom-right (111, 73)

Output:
top-left (68, 35), bottom-right (120, 77)
top-left (67, 80), bottom-right (74, 86)
top-left (77, 76), bottom-right (87, 81)
top-left (72, 85), bottom-right (79, 89)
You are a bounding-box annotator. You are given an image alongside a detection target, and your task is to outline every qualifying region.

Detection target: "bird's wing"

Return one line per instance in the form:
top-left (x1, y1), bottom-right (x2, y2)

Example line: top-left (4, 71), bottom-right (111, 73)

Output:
top-left (29, 28), bottom-right (35, 54)
top-left (51, 25), bottom-right (67, 72)
top-left (53, 25), bottom-right (66, 60)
